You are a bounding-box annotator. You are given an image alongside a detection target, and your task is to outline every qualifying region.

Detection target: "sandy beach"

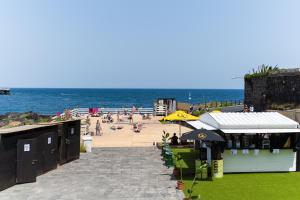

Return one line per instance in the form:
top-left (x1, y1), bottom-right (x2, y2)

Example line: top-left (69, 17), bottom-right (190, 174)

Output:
top-left (82, 114), bottom-right (192, 147)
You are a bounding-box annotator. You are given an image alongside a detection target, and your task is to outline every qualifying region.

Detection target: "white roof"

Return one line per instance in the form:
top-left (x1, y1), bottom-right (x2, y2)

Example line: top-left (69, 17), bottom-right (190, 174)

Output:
top-left (221, 129), bottom-right (300, 134)
top-left (200, 112), bottom-right (300, 133)
top-left (0, 124), bottom-right (52, 135)
top-left (185, 120), bottom-right (217, 130)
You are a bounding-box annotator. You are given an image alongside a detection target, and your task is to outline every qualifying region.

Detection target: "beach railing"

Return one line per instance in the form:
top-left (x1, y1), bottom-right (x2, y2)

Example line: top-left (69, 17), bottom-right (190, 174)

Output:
top-left (61, 107), bottom-right (154, 117)
top-left (99, 107), bottom-right (154, 114)
top-left (154, 104), bottom-right (167, 116)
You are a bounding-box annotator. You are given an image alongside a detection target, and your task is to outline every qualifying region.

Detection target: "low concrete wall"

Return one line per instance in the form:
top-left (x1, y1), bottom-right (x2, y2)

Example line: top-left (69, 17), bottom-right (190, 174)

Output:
top-left (222, 149), bottom-right (296, 173)
top-left (275, 110), bottom-right (300, 123)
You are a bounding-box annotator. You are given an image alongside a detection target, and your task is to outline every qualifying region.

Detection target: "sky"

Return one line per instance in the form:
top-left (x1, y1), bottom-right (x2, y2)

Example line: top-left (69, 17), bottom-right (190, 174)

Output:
top-left (1, 0), bottom-right (300, 89)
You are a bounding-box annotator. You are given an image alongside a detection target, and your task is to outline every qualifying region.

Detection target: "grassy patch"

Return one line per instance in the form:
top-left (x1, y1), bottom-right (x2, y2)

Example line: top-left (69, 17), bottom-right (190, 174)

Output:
top-left (172, 148), bottom-right (300, 200)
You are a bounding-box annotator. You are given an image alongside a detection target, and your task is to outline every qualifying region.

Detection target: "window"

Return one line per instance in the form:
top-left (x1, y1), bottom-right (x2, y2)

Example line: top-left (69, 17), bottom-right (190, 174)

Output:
top-left (224, 133), bottom-right (294, 150)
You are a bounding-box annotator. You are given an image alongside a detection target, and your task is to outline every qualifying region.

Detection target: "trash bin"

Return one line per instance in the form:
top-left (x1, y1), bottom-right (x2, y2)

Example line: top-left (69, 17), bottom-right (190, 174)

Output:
top-left (82, 135), bottom-right (92, 153)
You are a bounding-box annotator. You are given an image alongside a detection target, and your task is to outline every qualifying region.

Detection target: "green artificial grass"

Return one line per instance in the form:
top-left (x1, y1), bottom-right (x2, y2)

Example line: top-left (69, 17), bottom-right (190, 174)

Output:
top-left (172, 147), bottom-right (300, 200)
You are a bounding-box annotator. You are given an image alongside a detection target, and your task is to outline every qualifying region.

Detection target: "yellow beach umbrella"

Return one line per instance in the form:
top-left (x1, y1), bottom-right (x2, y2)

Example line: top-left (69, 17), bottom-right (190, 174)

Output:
top-left (160, 110), bottom-right (199, 121)
top-left (160, 110), bottom-right (199, 136)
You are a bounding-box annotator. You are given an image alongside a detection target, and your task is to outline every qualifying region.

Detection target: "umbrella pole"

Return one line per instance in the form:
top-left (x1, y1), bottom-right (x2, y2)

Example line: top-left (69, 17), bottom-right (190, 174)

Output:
top-left (179, 122), bottom-right (182, 137)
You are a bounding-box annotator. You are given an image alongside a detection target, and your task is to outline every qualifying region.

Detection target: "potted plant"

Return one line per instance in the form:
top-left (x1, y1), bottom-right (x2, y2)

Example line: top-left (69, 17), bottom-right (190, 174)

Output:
top-left (161, 131), bottom-right (169, 156)
top-left (175, 154), bottom-right (184, 190)
top-left (184, 174), bottom-right (198, 200)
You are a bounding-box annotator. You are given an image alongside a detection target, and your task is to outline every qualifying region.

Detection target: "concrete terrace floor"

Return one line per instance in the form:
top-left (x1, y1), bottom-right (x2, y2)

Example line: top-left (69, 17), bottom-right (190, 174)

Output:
top-left (0, 148), bottom-right (184, 200)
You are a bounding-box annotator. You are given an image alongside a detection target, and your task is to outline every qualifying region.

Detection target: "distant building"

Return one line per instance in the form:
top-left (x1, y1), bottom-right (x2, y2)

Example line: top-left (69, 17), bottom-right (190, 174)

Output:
top-left (244, 68), bottom-right (300, 111)
top-left (154, 98), bottom-right (177, 116)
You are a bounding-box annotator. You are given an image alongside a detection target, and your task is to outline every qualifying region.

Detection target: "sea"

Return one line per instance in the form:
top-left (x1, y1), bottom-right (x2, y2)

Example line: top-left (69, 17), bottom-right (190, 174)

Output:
top-left (0, 88), bottom-right (243, 115)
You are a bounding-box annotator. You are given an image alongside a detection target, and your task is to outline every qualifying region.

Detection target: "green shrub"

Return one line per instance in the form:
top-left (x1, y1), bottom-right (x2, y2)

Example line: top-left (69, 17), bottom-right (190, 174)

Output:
top-left (192, 110), bottom-right (205, 117)
top-left (212, 108), bottom-right (221, 111)
top-left (268, 103), bottom-right (297, 110)
top-left (244, 64), bottom-right (279, 80)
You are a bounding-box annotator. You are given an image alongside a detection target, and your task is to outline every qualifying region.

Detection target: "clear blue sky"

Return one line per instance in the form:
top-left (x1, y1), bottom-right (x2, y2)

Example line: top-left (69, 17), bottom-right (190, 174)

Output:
top-left (1, 0), bottom-right (300, 89)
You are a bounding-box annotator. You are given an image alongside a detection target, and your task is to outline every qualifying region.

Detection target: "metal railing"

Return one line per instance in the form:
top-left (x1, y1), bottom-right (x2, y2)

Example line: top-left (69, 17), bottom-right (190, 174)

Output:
top-left (60, 107), bottom-right (154, 118)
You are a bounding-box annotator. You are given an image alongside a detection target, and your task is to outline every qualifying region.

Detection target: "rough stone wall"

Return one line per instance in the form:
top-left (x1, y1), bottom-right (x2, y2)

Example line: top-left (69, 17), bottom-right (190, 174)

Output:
top-left (244, 72), bottom-right (300, 111)
top-left (244, 76), bottom-right (268, 111)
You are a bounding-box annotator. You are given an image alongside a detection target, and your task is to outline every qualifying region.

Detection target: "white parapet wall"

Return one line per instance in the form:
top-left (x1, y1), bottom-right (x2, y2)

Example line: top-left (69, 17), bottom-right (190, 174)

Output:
top-left (222, 149), bottom-right (297, 173)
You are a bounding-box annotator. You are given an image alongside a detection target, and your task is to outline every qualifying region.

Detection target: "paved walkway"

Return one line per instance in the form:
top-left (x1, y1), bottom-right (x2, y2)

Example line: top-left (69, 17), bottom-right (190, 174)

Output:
top-left (0, 148), bottom-right (184, 200)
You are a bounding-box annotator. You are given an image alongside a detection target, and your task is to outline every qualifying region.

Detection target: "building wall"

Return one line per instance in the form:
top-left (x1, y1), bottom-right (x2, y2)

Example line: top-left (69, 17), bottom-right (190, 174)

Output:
top-left (222, 149), bottom-right (296, 173)
top-left (244, 77), bottom-right (267, 111)
top-left (244, 72), bottom-right (300, 111)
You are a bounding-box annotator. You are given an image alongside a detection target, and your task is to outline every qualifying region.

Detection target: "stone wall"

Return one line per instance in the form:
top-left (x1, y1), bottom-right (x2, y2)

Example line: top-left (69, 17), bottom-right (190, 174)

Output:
top-left (244, 72), bottom-right (300, 111)
top-left (244, 76), bottom-right (267, 111)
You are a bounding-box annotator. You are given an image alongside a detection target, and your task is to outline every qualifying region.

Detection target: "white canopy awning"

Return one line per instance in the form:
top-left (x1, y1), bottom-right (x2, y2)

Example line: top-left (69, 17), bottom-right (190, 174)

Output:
top-left (221, 128), bottom-right (300, 134)
top-left (185, 120), bottom-right (217, 130)
top-left (195, 112), bottom-right (300, 134)
top-left (200, 112), bottom-right (299, 129)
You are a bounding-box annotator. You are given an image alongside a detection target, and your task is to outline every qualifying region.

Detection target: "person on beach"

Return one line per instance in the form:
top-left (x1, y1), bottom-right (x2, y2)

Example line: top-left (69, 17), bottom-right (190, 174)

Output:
top-left (128, 113), bottom-right (133, 124)
top-left (249, 105), bottom-right (254, 112)
top-left (117, 111), bottom-right (120, 122)
top-left (133, 122), bottom-right (140, 133)
top-left (107, 112), bottom-right (113, 123)
top-left (189, 105), bottom-right (193, 114)
top-left (86, 116), bottom-right (91, 126)
top-left (95, 120), bottom-right (102, 136)
top-left (169, 133), bottom-right (179, 145)
top-left (243, 105), bottom-right (249, 112)
top-left (86, 116), bottom-right (91, 134)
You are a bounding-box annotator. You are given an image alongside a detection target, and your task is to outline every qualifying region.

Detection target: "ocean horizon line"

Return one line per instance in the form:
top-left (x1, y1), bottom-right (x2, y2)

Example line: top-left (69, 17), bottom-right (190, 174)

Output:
top-left (8, 87), bottom-right (244, 90)
top-left (0, 88), bottom-right (244, 114)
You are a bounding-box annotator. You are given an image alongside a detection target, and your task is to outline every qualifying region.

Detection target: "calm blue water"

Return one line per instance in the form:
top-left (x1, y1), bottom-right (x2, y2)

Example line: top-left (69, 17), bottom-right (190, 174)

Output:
top-left (0, 88), bottom-right (243, 115)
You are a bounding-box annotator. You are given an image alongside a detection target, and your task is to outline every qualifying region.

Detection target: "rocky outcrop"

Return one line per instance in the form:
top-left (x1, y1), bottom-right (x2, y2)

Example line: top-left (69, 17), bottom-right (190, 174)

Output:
top-left (0, 112), bottom-right (51, 128)
top-left (245, 71), bottom-right (300, 111)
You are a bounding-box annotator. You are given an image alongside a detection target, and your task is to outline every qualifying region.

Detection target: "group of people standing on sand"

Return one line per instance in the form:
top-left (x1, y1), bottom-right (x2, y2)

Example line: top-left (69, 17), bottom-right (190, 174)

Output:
top-left (85, 116), bottom-right (103, 136)
top-left (84, 107), bottom-right (147, 136)
top-left (95, 119), bottom-right (102, 136)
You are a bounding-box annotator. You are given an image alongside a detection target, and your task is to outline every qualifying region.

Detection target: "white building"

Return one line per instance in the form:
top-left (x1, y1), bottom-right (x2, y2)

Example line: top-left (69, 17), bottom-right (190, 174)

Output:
top-left (185, 112), bottom-right (300, 173)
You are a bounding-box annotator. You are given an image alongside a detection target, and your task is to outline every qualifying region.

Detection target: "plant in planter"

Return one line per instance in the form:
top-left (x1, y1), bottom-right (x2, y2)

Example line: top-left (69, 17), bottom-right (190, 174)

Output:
top-left (175, 154), bottom-right (184, 190)
top-left (195, 161), bottom-right (208, 180)
top-left (162, 131), bottom-right (170, 142)
top-left (161, 131), bottom-right (170, 156)
top-left (184, 174), bottom-right (198, 200)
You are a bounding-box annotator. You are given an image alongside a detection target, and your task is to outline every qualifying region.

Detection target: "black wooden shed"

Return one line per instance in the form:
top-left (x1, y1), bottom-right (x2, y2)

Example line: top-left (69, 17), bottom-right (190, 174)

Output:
top-left (0, 120), bottom-right (81, 191)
